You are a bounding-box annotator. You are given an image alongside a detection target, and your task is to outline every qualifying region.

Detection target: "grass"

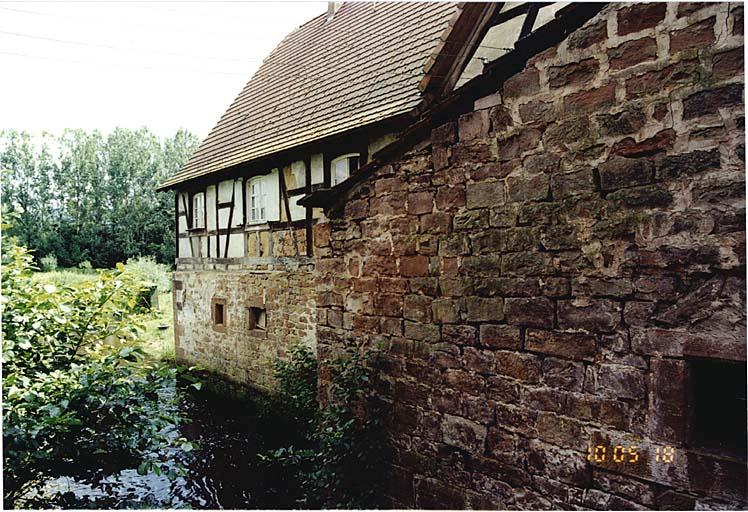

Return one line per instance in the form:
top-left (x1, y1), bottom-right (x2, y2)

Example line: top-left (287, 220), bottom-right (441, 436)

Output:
top-left (30, 269), bottom-right (99, 287)
top-left (138, 290), bottom-right (175, 362)
top-left (32, 267), bottom-right (175, 363)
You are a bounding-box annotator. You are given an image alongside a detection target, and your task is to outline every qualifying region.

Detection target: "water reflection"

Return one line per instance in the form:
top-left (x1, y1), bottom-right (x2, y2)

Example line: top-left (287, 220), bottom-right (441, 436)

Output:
top-left (34, 381), bottom-right (289, 509)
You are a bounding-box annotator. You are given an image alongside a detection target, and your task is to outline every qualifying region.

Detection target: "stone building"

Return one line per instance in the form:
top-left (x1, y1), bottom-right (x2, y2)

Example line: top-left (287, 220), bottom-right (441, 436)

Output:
top-left (160, 2), bottom-right (746, 509)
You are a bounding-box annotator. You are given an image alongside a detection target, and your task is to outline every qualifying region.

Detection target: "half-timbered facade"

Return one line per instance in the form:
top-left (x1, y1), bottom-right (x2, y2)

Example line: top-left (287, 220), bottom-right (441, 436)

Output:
top-left (158, 1), bottom-right (574, 389)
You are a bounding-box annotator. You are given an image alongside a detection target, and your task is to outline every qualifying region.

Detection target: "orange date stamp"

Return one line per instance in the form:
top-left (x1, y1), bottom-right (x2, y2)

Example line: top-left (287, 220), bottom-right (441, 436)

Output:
top-left (586, 444), bottom-right (676, 464)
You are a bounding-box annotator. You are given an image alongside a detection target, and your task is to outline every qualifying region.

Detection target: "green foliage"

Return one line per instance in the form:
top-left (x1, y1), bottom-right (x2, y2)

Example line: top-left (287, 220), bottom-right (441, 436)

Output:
top-left (273, 344), bottom-right (318, 432)
top-left (38, 254), bottom-right (57, 272)
top-left (1, 238), bottom-right (188, 508)
top-left (261, 345), bottom-right (383, 508)
top-left (0, 128), bottom-right (199, 268)
top-left (123, 255), bottom-right (172, 293)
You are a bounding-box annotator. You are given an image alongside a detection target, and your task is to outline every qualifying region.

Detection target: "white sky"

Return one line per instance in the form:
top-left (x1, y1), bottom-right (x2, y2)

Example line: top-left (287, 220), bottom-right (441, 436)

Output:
top-left (0, 0), bottom-right (326, 139)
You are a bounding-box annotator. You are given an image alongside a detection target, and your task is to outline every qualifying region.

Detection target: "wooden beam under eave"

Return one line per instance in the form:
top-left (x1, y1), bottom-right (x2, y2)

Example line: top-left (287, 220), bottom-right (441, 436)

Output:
top-left (419, 2), bottom-right (503, 101)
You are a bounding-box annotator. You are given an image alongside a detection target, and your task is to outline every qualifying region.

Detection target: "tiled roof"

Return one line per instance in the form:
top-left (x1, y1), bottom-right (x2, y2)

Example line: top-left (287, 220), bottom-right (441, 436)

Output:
top-left (160, 2), bottom-right (458, 189)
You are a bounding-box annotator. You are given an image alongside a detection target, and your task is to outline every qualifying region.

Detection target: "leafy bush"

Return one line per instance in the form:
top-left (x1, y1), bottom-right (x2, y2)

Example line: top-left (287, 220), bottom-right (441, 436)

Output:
top-left (273, 344), bottom-right (318, 432)
top-left (38, 254), bottom-right (57, 272)
top-left (1, 239), bottom-right (190, 508)
top-left (123, 255), bottom-right (172, 293)
top-left (77, 259), bottom-right (92, 270)
top-left (261, 344), bottom-right (383, 508)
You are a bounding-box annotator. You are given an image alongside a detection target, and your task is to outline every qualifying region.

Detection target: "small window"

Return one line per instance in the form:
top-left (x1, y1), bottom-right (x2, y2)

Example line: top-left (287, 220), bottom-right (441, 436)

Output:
top-left (331, 153), bottom-right (360, 186)
top-left (192, 192), bottom-right (205, 229)
top-left (211, 298), bottom-right (227, 332)
top-left (247, 177), bottom-right (266, 223)
top-left (690, 358), bottom-right (747, 456)
top-left (291, 161), bottom-right (306, 189)
top-left (248, 307), bottom-right (266, 331)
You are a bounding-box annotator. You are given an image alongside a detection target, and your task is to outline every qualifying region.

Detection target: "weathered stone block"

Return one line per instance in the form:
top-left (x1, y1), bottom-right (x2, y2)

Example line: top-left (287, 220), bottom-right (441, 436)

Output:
top-left (438, 233), bottom-right (470, 256)
top-left (470, 229), bottom-right (503, 254)
top-left (650, 358), bottom-right (688, 442)
top-left (432, 298), bottom-right (460, 324)
top-left (404, 294), bottom-right (433, 323)
top-left (462, 346), bottom-right (496, 375)
top-left (489, 206), bottom-right (517, 227)
top-left (597, 107), bottom-right (646, 137)
top-left (399, 255), bottom-right (430, 277)
top-left (344, 198), bottom-right (369, 219)
top-left (525, 329), bottom-right (596, 361)
top-left (568, 20), bottom-right (606, 49)
top-left (682, 84), bottom-right (743, 119)
top-left (607, 37), bottom-right (657, 70)
top-left (458, 110), bottom-right (490, 141)
top-left (462, 255), bottom-right (502, 275)
top-left (454, 209), bottom-right (489, 231)
top-left (625, 59), bottom-right (702, 98)
top-left (670, 17), bottom-right (715, 52)
top-left (435, 185), bottom-right (466, 211)
top-left (713, 47), bottom-right (744, 79)
top-left (523, 153), bottom-right (561, 174)
top-left (596, 363), bottom-right (646, 400)
top-left (617, 3), bottom-right (666, 36)
top-left (375, 176), bottom-right (406, 196)
top-left (444, 369), bottom-right (485, 395)
top-left (479, 324), bottom-right (520, 349)
top-left (506, 174), bottom-right (549, 203)
top-left (536, 412), bottom-right (584, 447)
top-left (375, 293), bottom-right (404, 317)
top-left (420, 212), bottom-right (452, 234)
top-left (611, 128), bottom-right (676, 158)
top-left (607, 185), bottom-right (672, 208)
top-left (543, 116), bottom-right (593, 150)
top-left (464, 297), bottom-right (504, 322)
top-left (504, 297), bottom-right (554, 329)
top-left (563, 84), bottom-right (615, 114)
top-left (548, 58), bottom-right (599, 88)
top-left (442, 324), bottom-right (478, 346)
top-left (503, 67), bottom-right (540, 98)
top-left (501, 252), bottom-right (554, 276)
top-left (542, 357), bottom-right (585, 391)
top-left (467, 181), bottom-right (504, 209)
top-left (432, 145), bottom-right (450, 171)
top-left (655, 148), bottom-right (720, 179)
top-left (498, 128), bottom-right (541, 161)
top-left (432, 121), bottom-right (457, 145)
top-left (407, 191), bottom-right (434, 215)
top-left (599, 156), bottom-right (653, 191)
top-left (557, 299), bottom-right (620, 332)
top-left (494, 351), bottom-right (541, 383)
top-left (490, 105), bottom-right (513, 132)
top-left (519, 100), bottom-right (555, 125)
top-left (404, 320), bottom-right (440, 342)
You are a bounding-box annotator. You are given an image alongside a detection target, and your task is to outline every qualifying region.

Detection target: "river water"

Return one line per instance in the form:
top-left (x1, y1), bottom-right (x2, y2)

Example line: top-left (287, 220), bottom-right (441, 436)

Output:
top-left (33, 382), bottom-right (296, 509)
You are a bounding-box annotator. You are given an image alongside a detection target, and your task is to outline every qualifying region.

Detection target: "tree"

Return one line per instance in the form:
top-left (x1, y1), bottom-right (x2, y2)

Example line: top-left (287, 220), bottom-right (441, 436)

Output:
top-left (0, 128), bottom-right (199, 268)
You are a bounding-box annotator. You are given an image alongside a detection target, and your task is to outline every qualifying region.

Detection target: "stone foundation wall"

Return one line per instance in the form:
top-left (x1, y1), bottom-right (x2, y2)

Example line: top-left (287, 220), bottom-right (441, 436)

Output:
top-left (315, 3), bottom-right (745, 509)
top-left (174, 258), bottom-right (316, 390)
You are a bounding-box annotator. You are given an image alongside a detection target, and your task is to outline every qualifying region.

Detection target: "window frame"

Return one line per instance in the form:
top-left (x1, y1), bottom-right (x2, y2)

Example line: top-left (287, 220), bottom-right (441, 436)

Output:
top-left (331, 153), bottom-right (360, 186)
top-left (247, 176), bottom-right (267, 224)
top-left (247, 306), bottom-right (267, 332)
top-left (191, 192), bottom-right (205, 230)
top-left (211, 297), bottom-right (227, 333)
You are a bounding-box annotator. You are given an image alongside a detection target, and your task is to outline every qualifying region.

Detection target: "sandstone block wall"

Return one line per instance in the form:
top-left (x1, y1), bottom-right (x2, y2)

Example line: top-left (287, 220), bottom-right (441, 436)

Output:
top-left (315, 3), bottom-right (745, 509)
top-left (174, 259), bottom-right (316, 390)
